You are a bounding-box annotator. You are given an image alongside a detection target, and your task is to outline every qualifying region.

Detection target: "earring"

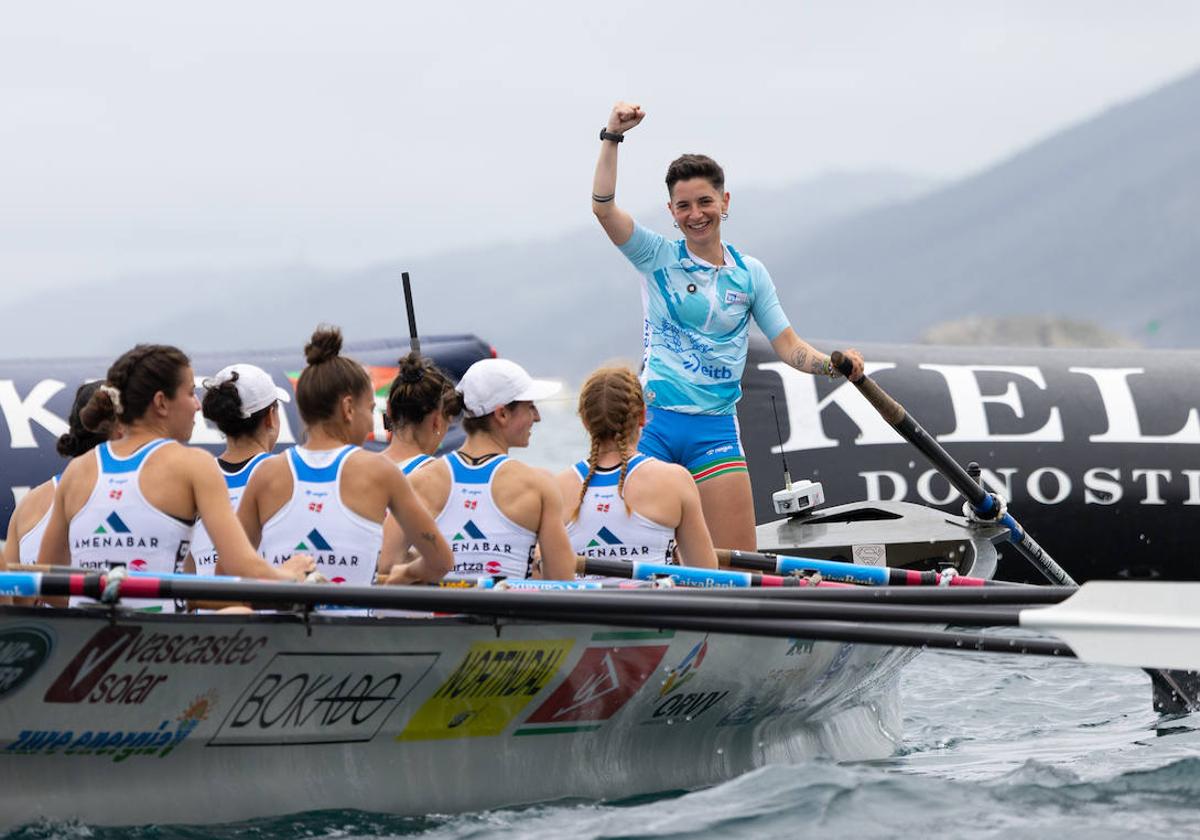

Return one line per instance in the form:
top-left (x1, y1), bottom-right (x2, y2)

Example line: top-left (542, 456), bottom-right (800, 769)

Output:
top-left (720, 212), bottom-right (729, 221)
top-left (672, 221), bottom-right (680, 229)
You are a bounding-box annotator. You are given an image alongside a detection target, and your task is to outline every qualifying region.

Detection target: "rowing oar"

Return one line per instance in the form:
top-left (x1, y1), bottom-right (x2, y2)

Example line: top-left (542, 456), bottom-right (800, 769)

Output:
top-left (576, 557), bottom-right (827, 587)
top-left (401, 270), bottom-right (421, 357)
top-left (9, 571), bottom-right (1200, 670)
top-left (831, 350), bottom-right (1200, 713)
top-left (0, 569), bottom-right (1068, 659)
top-left (716, 548), bottom-right (1001, 587)
top-left (831, 350), bottom-right (1071, 587)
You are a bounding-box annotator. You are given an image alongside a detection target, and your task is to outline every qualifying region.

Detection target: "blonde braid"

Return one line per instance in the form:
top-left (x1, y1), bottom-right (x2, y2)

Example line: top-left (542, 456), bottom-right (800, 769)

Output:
top-left (614, 427), bottom-right (632, 515)
top-left (575, 365), bottom-right (646, 520)
top-left (570, 436), bottom-right (602, 523)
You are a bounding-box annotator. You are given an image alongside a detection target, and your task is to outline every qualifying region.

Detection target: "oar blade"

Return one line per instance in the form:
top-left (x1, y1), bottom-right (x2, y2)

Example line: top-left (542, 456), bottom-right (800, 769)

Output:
top-left (1019, 581), bottom-right (1200, 672)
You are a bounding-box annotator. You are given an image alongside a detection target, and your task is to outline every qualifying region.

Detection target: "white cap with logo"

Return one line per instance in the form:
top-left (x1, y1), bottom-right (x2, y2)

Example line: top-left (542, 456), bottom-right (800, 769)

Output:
top-left (202, 364), bottom-right (292, 418)
top-left (457, 358), bottom-right (561, 417)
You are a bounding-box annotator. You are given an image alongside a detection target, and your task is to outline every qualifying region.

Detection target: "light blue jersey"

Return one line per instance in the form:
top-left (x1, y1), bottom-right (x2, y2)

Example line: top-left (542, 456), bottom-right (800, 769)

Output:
top-left (618, 222), bottom-right (790, 415)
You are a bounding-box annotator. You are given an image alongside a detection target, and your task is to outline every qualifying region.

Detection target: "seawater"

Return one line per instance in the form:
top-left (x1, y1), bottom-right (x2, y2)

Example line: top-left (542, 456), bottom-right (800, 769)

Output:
top-left (8, 397), bottom-right (1200, 839)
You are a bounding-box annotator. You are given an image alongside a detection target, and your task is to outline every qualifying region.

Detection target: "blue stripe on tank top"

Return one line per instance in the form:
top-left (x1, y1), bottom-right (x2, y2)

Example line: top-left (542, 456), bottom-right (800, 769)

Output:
top-left (402, 454), bottom-right (431, 475)
top-left (448, 451), bottom-right (508, 484)
top-left (288, 445), bottom-right (355, 483)
top-left (98, 439), bottom-right (172, 474)
top-left (576, 453), bottom-right (649, 487)
top-left (224, 451), bottom-right (273, 490)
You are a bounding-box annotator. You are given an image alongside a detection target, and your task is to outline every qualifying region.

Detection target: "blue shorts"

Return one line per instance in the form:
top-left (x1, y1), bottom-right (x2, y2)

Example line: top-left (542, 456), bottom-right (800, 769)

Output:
top-left (638, 408), bottom-right (748, 483)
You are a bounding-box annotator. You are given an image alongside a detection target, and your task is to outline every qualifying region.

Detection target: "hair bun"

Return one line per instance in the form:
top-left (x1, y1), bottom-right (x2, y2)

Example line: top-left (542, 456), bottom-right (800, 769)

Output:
top-left (305, 325), bottom-right (344, 365)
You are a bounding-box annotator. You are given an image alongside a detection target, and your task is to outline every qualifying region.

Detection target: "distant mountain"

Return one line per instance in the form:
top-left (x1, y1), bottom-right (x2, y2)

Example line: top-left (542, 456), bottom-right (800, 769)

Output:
top-left (0, 171), bottom-right (934, 375)
top-left (9, 65), bottom-right (1200, 376)
top-left (919, 316), bottom-right (1137, 348)
top-left (766, 67), bottom-right (1200, 350)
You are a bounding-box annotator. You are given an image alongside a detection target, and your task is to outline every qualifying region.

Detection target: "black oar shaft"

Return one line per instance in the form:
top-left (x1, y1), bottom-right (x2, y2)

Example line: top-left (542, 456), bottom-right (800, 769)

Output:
top-left (831, 351), bottom-right (1075, 588)
top-left (401, 271), bottom-right (420, 356)
top-left (41, 572), bottom-right (1039, 626)
top-left (509, 610), bottom-right (1073, 659)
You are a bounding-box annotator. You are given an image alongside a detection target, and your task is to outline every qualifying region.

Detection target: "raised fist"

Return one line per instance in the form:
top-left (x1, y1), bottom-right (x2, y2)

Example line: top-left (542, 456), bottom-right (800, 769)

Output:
top-left (607, 101), bottom-right (645, 134)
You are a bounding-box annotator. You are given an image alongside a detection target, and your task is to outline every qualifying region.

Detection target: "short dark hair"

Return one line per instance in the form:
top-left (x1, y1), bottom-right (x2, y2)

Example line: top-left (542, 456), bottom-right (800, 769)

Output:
top-left (665, 154), bottom-right (725, 195)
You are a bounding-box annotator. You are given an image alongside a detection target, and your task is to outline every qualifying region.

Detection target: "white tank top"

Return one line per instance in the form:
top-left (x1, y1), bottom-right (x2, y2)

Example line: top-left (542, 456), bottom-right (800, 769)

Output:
top-left (436, 452), bottom-right (536, 580)
top-left (399, 453), bottom-right (432, 475)
top-left (68, 440), bottom-right (193, 613)
top-left (190, 452), bottom-right (273, 576)
top-left (258, 446), bottom-right (382, 603)
top-left (18, 475), bottom-right (58, 566)
top-left (567, 454), bottom-right (677, 565)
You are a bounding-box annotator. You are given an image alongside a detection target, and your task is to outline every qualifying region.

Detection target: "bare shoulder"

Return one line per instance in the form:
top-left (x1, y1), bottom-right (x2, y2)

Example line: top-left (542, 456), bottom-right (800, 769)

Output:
top-left (643, 458), bottom-right (695, 488)
top-left (12, 479), bottom-right (55, 532)
top-left (346, 448), bottom-right (396, 480)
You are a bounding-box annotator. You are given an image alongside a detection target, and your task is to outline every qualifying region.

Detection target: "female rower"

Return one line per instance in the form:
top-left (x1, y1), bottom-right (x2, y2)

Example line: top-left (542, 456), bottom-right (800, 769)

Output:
top-left (404, 358), bottom-right (576, 581)
top-left (592, 101), bottom-right (865, 551)
top-left (378, 353), bottom-right (462, 581)
top-left (381, 352), bottom-right (462, 475)
top-left (556, 366), bottom-right (717, 574)
top-left (37, 344), bottom-right (314, 612)
top-left (187, 364), bottom-right (291, 577)
top-left (238, 326), bottom-right (454, 595)
top-left (3, 382), bottom-right (106, 572)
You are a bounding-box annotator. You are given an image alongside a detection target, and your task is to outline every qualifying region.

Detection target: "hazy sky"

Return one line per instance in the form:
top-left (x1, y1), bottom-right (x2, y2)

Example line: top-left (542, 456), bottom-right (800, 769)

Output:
top-left (3, 1), bottom-right (1200, 297)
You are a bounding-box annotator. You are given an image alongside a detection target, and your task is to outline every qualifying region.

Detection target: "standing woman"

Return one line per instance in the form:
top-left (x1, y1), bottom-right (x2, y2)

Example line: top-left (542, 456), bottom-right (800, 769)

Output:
top-left (3, 382), bottom-right (106, 572)
top-left (188, 364), bottom-right (291, 576)
top-left (38, 344), bottom-right (314, 612)
top-left (591, 101), bottom-right (865, 551)
top-left (239, 326), bottom-right (454, 591)
top-left (556, 366), bottom-right (717, 571)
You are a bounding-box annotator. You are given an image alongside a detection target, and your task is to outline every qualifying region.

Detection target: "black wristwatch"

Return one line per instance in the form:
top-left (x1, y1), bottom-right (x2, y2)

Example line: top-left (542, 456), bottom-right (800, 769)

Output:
top-left (599, 128), bottom-right (624, 143)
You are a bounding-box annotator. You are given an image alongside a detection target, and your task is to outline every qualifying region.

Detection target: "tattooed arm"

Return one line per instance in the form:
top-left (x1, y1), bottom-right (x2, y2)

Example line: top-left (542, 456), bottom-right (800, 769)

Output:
top-left (769, 328), bottom-right (864, 381)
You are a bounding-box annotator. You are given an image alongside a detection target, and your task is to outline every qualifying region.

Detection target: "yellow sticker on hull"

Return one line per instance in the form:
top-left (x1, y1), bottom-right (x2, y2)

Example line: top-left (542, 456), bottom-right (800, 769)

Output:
top-left (397, 639), bottom-right (574, 740)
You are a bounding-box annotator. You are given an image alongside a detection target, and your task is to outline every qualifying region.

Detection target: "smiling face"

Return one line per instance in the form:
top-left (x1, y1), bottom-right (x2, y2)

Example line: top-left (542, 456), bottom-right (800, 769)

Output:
top-left (500, 400), bottom-right (540, 448)
top-left (668, 177), bottom-right (730, 252)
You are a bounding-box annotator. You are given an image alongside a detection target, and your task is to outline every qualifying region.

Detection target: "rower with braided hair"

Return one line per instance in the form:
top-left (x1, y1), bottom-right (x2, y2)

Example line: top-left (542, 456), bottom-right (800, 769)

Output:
top-left (555, 365), bottom-right (717, 570)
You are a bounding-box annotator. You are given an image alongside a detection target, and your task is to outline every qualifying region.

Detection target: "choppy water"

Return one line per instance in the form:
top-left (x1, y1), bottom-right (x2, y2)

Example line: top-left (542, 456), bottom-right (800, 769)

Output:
top-left (7, 398), bottom-right (1200, 839)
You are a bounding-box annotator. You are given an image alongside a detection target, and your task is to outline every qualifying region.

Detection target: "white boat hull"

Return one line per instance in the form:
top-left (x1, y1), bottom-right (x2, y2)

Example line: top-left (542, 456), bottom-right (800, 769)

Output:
top-left (0, 609), bottom-right (908, 826)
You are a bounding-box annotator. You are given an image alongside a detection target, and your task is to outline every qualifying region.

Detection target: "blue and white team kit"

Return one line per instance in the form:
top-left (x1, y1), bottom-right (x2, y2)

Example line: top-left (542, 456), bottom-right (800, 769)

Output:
top-left (189, 452), bottom-right (273, 576)
top-left (68, 439), bottom-right (192, 613)
top-left (567, 453), bottom-right (676, 565)
top-left (618, 223), bottom-right (791, 482)
top-left (436, 452), bottom-right (537, 579)
top-left (258, 446), bottom-right (381, 613)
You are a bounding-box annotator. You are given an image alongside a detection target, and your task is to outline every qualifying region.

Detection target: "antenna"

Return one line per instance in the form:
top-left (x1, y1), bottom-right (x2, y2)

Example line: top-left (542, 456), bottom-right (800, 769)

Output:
top-left (770, 394), bottom-right (792, 491)
top-left (401, 271), bottom-right (421, 356)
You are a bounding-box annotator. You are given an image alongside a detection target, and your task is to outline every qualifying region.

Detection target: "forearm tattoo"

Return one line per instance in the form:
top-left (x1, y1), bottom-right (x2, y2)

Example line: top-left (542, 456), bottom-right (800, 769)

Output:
top-left (791, 347), bottom-right (808, 371)
top-left (419, 531), bottom-right (438, 545)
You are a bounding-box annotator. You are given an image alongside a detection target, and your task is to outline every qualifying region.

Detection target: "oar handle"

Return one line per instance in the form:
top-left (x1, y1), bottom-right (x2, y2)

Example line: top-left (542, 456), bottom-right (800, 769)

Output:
top-left (831, 350), bottom-right (905, 425)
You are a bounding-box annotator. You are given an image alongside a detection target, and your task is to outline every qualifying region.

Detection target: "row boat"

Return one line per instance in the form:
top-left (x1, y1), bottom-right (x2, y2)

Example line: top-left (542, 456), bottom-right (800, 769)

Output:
top-left (0, 498), bottom-right (1000, 827)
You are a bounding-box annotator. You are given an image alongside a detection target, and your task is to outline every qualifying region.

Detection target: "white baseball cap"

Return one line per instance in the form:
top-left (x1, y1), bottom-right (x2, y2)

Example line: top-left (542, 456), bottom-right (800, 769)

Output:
top-left (202, 364), bottom-right (292, 418)
top-left (457, 358), bottom-right (561, 417)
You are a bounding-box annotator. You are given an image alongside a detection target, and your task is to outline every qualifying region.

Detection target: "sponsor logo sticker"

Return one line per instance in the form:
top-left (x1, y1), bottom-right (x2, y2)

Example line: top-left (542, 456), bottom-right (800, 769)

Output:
top-left (44, 625), bottom-right (267, 705)
top-left (6, 692), bottom-right (217, 762)
top-left (211, 652), bottom-right (438, 746)
top-left (515, 633), bottom-right (671, 736)
top-left (0, 626), bottom-right (53, 699)
top-left (643, 637), bottom-right (729, 725)
top-left (396, 639), bottom-right (573, 741)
